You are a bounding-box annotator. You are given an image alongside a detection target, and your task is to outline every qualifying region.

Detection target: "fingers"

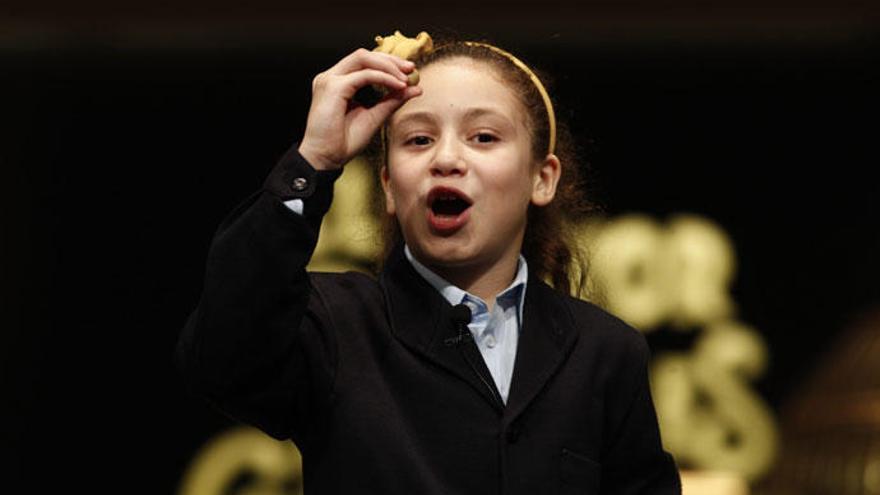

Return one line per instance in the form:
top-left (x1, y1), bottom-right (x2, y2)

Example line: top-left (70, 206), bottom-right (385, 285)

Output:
top-left (347, 85), bottom-right (422, 122)
top-left (324, 68), bottom-right (411, 100)
top-left (370, 85), bottom-right (423, 117)
top-left (346, 85), bottom-right (423, 142)
top-left (326, 48), bottom-right (415, 82)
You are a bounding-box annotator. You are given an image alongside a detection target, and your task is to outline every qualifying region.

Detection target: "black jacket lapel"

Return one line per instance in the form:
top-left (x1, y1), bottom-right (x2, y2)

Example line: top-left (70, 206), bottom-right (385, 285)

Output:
top-left (504, 277), bottom-right (580, 424)
top-left (379, 244), bottom-right (505, 414)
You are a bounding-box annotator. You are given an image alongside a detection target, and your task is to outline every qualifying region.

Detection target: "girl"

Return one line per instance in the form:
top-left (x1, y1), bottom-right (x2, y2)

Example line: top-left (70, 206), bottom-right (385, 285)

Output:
top-left (177, 35), bottom-right (681, 494)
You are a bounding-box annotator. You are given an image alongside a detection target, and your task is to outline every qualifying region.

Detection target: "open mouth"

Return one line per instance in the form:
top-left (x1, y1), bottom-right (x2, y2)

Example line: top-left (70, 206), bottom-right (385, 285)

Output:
top-left (426, 187), bottom-right (473, 234)
top-left (428, 187), bottom-right (473, 217)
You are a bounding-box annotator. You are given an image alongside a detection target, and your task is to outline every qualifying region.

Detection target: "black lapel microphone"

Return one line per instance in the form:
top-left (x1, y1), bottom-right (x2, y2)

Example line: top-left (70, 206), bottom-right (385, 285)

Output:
top-left (443, 304), bottom-right (473, 347)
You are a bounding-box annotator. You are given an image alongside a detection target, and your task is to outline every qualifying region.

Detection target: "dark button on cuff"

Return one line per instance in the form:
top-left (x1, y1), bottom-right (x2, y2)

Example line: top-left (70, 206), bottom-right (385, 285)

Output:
top-left (291, 177), bottom-right (309, 192)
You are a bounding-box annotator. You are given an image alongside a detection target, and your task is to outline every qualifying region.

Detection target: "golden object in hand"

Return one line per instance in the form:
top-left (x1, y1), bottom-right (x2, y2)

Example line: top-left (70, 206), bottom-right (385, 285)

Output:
top-left (373, 30), bottom-right (433, 86)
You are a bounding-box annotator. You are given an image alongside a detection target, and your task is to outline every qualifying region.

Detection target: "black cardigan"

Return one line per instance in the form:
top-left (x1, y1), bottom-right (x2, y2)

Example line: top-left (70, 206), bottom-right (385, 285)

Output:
top-left (175, 145), bottom-right (681, 494)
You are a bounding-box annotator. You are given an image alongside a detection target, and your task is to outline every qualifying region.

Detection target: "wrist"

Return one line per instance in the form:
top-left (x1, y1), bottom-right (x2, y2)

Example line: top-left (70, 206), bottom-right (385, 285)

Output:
top-left (298, 143), bottom-right (341, 171)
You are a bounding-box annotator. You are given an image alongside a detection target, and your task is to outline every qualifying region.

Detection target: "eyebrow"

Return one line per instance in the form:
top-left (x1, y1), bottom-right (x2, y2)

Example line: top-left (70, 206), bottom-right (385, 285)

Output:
top-left (392, 111), bottom-right (434, 128)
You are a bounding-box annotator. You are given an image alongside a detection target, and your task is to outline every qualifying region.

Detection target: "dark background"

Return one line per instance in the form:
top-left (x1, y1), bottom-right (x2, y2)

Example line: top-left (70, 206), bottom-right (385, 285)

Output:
top-left (2, 1), bottom-right (879, 492)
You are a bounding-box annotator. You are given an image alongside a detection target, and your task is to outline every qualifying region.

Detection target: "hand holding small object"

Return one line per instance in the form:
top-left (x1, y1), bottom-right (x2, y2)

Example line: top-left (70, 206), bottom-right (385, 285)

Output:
top-left (298, 31), bottom-right (433, 171)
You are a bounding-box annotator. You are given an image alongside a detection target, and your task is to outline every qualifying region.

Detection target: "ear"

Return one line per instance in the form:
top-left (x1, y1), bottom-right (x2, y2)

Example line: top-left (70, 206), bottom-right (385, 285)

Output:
top-left (380, 165), bottom-right (397, 215)
top-left (531, 153), bottom-right (561, 206)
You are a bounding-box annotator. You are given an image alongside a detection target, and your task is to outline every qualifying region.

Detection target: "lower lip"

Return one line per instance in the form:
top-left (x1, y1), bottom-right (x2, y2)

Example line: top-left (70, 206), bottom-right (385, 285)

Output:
top-left (427, 207), bottom-right (471, 235)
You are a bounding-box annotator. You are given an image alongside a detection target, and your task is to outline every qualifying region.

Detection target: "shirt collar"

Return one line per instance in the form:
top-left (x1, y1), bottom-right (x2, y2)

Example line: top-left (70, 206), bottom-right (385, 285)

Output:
top-left (403, 244), bottom-right (528, 324)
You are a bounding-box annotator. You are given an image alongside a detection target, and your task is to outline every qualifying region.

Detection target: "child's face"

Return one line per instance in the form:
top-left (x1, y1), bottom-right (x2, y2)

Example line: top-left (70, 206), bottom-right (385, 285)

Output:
top-left (382, 58), bottom-right (558, 272)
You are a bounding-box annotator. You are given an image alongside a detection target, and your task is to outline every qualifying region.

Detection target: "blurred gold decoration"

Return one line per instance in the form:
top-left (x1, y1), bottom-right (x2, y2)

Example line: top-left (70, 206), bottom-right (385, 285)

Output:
top-left (755, 307), bottom-right (880, 495)
top-left (680, 470), bottom-right (750, 495)
top-left (178, 426), bottom-right (303, 495)
top-left (576, 214), bottom-right (736, 331)
top-left (577, 214), bottom-right (778, 483)
top-left (308, 156), bottom-right (381, 273)
top-left (652, 320), bottom-right (778, 481)
top-left (665, 215), bottom-right (737, 328)
top-left (576, 214), bottom-right (672, 330)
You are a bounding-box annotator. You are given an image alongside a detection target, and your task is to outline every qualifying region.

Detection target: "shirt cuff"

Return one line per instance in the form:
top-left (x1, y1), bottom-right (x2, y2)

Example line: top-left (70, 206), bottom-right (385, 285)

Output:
top-left (283, 198), bottom-right (304, 215)
top-left (263, 143), bottom-right (343, 218)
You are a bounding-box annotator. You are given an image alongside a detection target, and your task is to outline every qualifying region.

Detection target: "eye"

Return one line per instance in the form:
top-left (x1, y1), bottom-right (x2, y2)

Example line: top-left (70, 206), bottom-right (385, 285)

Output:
top-left (405, 135), bottom-right (432, 146)
top-left (473, 132), bottom-right (498, 144)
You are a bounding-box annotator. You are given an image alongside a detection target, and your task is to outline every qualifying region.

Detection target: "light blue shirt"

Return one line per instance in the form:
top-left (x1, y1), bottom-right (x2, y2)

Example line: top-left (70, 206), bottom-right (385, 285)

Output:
top-left (404, 245), bottom-right (528, 404)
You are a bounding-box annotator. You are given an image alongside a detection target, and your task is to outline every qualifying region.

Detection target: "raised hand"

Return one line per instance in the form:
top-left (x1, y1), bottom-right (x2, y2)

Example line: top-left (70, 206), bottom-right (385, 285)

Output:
top-left (298, 48), bottom-right (422, 171)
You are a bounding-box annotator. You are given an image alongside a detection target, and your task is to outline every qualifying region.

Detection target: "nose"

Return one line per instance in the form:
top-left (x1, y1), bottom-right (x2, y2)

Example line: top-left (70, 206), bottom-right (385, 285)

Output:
top-left (430, 135), bottom-right (467, 177)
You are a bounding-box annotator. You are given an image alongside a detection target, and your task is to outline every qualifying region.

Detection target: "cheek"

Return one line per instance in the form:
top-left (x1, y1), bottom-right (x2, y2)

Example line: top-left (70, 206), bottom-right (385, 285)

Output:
top-left (387, 170), bottom-right (421, 215)
top-left (485, 163), bottom-right (534, 200)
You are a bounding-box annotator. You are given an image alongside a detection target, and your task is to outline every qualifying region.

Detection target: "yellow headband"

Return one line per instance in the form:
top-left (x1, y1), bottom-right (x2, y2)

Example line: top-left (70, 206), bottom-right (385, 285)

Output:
top-left (375, 32), bottom-right (557, 157)
top-left (455, 41), bottom-right (556, 156)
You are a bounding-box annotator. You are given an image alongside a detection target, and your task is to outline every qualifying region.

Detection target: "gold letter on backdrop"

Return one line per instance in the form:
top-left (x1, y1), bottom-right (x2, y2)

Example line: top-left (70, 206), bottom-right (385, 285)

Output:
top-left (178, 426), bottom-right (303, 495)
top-left (577, 214), bottom-right (736, 331)
top-left (576, 214), bottom-right (778, 482)
top-left (652, 321), bottom-right (779, 481)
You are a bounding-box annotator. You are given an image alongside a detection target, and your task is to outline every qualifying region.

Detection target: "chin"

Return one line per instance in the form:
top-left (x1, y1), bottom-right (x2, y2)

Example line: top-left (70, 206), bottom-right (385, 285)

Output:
top-left (412, 238), bottom-right (480, 269)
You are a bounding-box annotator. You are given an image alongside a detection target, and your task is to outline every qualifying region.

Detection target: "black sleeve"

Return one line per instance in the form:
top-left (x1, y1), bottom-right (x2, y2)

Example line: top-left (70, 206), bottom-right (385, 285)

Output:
top-left (174, 144), bottom-right (343, 446)
top-left (601, 335), bottom-right (682, 495)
